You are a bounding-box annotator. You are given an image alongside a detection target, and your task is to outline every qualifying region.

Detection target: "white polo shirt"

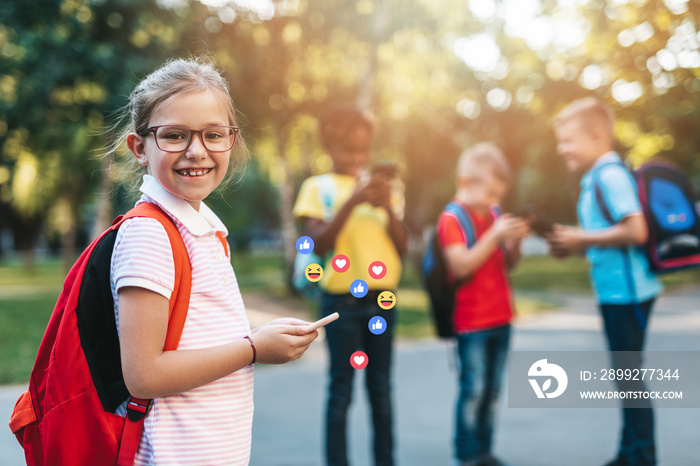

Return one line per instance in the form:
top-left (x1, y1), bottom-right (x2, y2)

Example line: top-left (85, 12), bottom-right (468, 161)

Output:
top-left (111, 175), bottom-right (253, 465)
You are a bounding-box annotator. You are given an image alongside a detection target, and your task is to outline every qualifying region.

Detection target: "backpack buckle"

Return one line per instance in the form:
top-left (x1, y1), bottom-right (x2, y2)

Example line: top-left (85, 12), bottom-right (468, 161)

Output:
top-left (126, 397), bottom-right (153, 422)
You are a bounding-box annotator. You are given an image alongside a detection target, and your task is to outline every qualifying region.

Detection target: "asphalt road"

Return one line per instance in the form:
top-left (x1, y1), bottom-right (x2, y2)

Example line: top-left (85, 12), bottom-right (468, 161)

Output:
top-left (2, 288), bottom-right (699, 465)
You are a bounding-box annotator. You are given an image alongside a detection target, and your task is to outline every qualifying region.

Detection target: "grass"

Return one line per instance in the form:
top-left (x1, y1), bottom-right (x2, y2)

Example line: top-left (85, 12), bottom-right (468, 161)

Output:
top-left (1, 252), bottom-right (698, 384)
top-left (510, 254), bottom-right (700, 293)
top-left (511, 255), bottom-right (591, 293)
top-left (0, 294), bottom-right (56, 383)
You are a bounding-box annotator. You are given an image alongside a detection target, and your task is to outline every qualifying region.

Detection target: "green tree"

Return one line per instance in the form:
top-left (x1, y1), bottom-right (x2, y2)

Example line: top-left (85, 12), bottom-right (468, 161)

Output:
top-left (0, 0), bottom-right (186, 268)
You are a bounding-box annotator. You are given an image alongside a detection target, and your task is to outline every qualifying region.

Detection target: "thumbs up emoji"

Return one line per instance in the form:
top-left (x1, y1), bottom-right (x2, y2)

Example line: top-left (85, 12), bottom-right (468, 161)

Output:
top-left (368, 316), bottom-right (387, 335)
top-left (296, 236), bottom-right (314, 254)
top-left (351, 279), bottom-right (368, 298)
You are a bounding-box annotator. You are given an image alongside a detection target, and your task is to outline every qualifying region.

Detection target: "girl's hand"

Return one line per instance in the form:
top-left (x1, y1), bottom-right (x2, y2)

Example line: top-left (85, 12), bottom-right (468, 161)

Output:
top-left (256, 317), bottom-right (311, 328)
top-left (251, 325), bottom-right (319, 365)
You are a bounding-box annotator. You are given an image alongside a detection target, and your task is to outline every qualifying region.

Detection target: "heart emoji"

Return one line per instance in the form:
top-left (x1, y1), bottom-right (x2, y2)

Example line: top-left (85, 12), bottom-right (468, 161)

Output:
top-left (350, 351), bottom-right (368, 369)
top-left (368, 261), bottom-right (387, 279)
top-left (332, 254), bottom-right (350, 273)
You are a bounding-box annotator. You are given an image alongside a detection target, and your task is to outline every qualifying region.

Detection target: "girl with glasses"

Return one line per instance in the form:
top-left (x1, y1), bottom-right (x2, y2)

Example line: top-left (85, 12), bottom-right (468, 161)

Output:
top-left (107, 57), bottom-right (320, 465)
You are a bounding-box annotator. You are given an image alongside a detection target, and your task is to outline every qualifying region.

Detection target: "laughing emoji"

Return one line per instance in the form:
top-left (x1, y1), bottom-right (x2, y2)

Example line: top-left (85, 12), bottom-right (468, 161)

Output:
top-left (377, 291), bottom-right (396, 310)
top-left (305, 264), bottom-right (324, 282)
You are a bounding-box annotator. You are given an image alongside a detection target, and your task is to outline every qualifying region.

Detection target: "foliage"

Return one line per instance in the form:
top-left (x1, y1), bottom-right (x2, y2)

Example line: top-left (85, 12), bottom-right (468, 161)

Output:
top-left (0, 0), bottom-right (190, 259)
top-left (1, 0), bottom-right (699, 257)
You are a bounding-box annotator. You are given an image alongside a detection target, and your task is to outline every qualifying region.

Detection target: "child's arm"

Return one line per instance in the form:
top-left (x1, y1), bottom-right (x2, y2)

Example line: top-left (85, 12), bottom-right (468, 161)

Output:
top-left (503, 238), bottom-right (524, 270)
top-left (117, 287), bottom-right (318, 399)
top-left (305, 175), bottom-right (391, 256)
top-left (547, 214), bottom-right (647, 256)
top-left (385, 205), bottom-right (409, 257)
top-left (444, 214), bottom-right (529, 280)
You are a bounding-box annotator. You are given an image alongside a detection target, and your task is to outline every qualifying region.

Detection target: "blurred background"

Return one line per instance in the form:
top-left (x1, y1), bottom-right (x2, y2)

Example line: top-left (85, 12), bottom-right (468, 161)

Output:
top-left (2, 0), bottom-right (700, 264)
top-left (2, 1), bottom-right (700, 464)
top-left (1, 0), bottom-right (700, 379)
top-left (0, 0), bottom-right (700, 374)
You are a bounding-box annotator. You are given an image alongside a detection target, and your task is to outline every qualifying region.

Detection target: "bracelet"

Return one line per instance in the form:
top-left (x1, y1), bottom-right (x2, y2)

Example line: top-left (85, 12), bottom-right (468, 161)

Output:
top-left (244, 336), bottom-right (256, 365)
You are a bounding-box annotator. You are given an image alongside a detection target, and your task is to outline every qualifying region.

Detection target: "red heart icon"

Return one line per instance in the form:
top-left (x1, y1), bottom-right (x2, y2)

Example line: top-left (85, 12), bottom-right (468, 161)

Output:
top-left (368, 261), bottom-right (387, 280)
top-left (350, 351), bottom-right (368, 369)
top-left (332, 254), bottom-right (350, 273)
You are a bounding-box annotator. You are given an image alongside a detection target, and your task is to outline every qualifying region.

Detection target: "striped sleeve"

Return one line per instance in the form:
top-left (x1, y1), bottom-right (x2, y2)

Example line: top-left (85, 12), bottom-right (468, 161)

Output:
top-left (111, 217), bottom-right (176, 299)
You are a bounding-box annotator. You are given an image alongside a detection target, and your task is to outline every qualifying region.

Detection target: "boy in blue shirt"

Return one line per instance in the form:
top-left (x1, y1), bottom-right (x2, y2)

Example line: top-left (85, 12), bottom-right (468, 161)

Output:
top-left (547, 97), bottom-right (662, 466)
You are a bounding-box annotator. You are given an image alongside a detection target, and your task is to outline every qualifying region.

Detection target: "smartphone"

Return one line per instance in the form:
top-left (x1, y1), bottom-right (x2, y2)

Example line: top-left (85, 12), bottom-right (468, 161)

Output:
top-left (305, 312), bottom-right (340, 333)
top-left (371, 161), bottom-right (399, 179)
top-left (517, 204), bottom-right (554, 236)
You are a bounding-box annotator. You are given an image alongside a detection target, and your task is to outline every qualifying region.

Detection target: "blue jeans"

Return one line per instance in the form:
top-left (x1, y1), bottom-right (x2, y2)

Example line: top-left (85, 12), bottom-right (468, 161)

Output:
top-left (454, 325), bottom-right (511, 462)
top-left (600, 299), bottom-right (656, 466)
top-left (321, 291), bottom-right (395, 466)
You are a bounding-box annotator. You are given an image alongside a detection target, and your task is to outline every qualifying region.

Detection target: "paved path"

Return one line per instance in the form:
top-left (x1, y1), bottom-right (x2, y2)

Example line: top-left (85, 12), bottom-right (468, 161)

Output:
top-left (2, 288), bottom-right (699, 465)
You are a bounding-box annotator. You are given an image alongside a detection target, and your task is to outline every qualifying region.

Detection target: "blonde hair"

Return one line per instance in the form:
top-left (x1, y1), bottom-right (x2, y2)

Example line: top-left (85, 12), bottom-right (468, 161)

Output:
top-left (104, 56), bottom-right (248, 190)
top-left (554, 96), bottom-right (615, 144)
top-left (457, 142), bottom-right (511, 184)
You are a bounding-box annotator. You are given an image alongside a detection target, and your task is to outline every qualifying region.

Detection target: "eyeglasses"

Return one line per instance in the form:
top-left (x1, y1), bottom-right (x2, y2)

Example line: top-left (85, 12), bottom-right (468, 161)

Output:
top-left (138, 125), bottom-right (239, 153)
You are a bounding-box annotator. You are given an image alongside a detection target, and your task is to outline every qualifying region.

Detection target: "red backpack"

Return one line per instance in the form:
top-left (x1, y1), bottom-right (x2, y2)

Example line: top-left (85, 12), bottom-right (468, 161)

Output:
top-left (9, 203), bottom-right (202, 466)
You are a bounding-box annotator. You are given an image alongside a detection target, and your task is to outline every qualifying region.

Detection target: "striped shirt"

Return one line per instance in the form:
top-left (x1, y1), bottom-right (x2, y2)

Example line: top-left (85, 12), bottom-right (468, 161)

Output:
top-left (111, 175), bottom-right (254, 465)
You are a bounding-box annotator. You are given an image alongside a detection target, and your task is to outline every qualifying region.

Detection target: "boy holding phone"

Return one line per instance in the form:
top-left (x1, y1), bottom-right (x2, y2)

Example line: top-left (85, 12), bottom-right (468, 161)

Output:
top-left (293, 106), bottom-right (408, 466)
top-left (438, 143), bottom-right (529, 466)
top-left (547, 97), bottom-right (661, 466)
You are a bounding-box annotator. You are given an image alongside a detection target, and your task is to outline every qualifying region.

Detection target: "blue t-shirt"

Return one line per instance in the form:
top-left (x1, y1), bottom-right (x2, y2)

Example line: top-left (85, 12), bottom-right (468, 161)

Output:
top-left (577, 152), bottom-right (663, 304)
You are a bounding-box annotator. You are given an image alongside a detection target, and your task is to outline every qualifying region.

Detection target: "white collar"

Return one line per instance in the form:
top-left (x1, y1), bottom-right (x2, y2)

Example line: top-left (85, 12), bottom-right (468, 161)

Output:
top-left (138, 175), bottom-right (228, 237)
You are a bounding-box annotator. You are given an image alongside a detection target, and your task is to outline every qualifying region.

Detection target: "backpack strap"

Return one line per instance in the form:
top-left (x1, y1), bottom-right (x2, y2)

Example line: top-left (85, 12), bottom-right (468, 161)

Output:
top-left (110, 202), bottom-right (192, 466)
top-left (591, 165), bottom-right (647, 329)
top-left (444, 201), bottom-right (477, 248)
top-left (592, 159), bottom-right (638, 226)
top-left (115, 202), bottom-right (192, 350)
top-left (316, 174), bottom-right (337, 223)
top-left (593, 181), bottom-right (615, 225)
top-left (592, 163), bottom-right (618, 226)
top-left (216, 231), bottom-right (230, 259)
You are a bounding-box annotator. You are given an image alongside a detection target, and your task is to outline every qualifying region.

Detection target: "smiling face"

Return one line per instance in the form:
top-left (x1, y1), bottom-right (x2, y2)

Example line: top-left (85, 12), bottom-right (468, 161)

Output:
top-left (305, 264), bottom-right (324, 282)
top-left (377, 291), bottom-right (396, 310)
top-left (127, 89), bottom-right (231, 211)
top-left (554, 117), bottom-right (608, 173)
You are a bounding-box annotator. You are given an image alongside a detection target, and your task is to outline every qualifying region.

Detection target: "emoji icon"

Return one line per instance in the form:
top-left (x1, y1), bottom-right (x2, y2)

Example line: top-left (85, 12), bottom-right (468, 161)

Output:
top-left (305, 264), bottom-right (324, 282)
top-left (368, 261), bottom-right (387, 280)
top-left (350, 351), bottom-right (368, 370)
top-left (296, 236), bottom-right (314, 254)
top-left (377, 291), bottom-right (396, 310)
top-left (368, 316), bottom-right (387, 335)
top-left (332, 254), bottom-right (350, 273)
top-left (350, 279), bottom-right (368, 298)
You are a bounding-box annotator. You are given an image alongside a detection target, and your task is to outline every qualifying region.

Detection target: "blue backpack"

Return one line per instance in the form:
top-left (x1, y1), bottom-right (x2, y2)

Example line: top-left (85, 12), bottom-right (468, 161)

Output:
top-left (595, 159), bottom-right (700, 273)
top-left (421, 202), bottom-right (476, 338)
top-left (594, 159), bottom-right (700, 329)
top-left (635, 160), bottom-right (700, 272)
